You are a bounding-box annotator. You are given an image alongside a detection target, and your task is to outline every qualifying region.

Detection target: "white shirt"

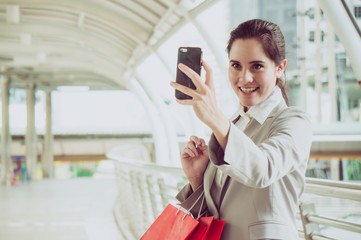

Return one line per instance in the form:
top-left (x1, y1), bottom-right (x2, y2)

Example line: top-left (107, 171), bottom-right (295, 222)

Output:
top-left (230, 86), bottom-right (282, 125)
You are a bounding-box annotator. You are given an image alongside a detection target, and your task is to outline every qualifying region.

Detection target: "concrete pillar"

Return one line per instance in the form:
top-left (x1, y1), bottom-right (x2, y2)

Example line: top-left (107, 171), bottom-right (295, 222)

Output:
top-left (42, 90), bottom-right (53, 178)
top-left (26, 84), bottom-right (37, 180)
top-left (1, 74), bottom-right (11, 186)
top-left (314, 3), bottom-right (322, 123)
top-left (327, 24), bottom-right (338, 122)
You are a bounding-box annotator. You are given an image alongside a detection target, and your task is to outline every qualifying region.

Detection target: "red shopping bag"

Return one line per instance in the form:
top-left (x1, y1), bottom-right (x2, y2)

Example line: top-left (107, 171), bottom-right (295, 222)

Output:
top-left (202, 217), bottom-right (225, 240)
top-left (188, 216), bottom-right (225, 240)
top-left (140, 204), bottom-right (200, 240)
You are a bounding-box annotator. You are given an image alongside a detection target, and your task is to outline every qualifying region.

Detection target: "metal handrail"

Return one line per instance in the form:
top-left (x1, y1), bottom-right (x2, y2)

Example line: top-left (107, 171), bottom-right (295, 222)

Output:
top-left (107, 152), bottom-right (184, 175)
top-left (306, 178), bottom-right (361, 190)
top-left (301, 178), bottom-right (361, 239)
top-left (311, 235), bottom-right (337, 240)
top-left (307, 214), bottom-right (361, 233)
top-left (304, 177), bottom-right (361, 201)
top-left (304, 183), bottom-right (361, 201)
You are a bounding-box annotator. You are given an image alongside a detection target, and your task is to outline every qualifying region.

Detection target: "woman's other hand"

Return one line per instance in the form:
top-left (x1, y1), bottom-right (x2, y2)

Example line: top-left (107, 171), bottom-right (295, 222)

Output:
top-left (181, 136), bottom-right (209, 191)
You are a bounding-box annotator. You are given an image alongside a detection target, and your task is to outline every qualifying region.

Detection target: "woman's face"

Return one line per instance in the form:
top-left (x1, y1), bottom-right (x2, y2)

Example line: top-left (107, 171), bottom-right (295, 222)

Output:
top-left (228, 38), bottom-right (286, 108)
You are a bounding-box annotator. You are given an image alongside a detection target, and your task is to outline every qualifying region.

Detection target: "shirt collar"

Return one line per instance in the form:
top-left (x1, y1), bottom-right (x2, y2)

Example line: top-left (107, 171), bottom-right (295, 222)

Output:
top-left (231, 86), bottom-right (282, 125)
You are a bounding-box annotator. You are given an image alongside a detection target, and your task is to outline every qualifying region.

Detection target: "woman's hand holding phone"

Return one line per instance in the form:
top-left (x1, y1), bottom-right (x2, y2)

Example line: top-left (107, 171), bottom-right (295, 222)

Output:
top-left (172, 61), bottom-right (225, 129)
top-left (171, 49), bottom-right (231, 150)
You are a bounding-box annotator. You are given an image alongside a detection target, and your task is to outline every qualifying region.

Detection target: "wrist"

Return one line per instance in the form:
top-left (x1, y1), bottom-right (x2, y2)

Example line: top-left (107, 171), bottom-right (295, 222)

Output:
top-left (208, 113), bottom-right (230, 151)
top-left (210, 114), bottom-right (230, 138)
top-left (188, 177), bottom-right (203, 192)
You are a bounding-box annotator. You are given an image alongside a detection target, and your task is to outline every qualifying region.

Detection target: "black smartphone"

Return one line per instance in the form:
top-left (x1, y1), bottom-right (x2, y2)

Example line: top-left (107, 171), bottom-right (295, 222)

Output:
top-left (175, 47), bottom-right (202, 100)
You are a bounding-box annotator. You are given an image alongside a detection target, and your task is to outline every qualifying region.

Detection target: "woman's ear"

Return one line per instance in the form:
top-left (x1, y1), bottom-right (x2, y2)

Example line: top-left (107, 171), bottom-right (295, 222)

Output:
top-left (276, 59), bottom-right (287, 78)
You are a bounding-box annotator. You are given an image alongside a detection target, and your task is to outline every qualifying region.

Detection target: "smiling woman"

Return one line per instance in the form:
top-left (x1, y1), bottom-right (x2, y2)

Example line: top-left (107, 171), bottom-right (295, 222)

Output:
top-left (227, 19), bottom-right (288, 108)
top-left (227, 38), bottom-right (287, 108)
top-left (171, 19), bottom-right (312, 240)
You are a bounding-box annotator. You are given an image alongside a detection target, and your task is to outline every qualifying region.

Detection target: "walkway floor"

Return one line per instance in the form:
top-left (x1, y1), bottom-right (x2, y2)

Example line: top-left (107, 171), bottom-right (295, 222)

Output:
top-left (0, 161), bottom-right (124, 240)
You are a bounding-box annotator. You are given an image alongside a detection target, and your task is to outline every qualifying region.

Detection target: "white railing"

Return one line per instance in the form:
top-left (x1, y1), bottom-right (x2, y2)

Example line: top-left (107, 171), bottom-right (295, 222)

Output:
top-left (108, 153), bottom-right (187, 240)
top-left (299, 178), bottom-right (361, 240)
top-left (108, 154), bottom-right (361, 240)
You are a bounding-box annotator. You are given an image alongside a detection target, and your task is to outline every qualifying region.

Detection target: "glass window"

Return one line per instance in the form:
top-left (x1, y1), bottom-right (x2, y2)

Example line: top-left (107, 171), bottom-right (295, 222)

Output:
top-left (52, 90), bottom-right (151, 134)
top-left (309, 31), bottom-right (315, 42)
top-left (1, 88), bottom-right (45, 134)
top-left (355, 6), bottom-right (361, 18)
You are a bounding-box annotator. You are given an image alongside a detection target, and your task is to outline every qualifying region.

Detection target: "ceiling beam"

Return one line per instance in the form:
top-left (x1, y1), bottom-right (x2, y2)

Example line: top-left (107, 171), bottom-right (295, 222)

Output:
top-left (0, 0), bottom-right (151, 43)
top-left (0, 22), bottom-right (132, 58)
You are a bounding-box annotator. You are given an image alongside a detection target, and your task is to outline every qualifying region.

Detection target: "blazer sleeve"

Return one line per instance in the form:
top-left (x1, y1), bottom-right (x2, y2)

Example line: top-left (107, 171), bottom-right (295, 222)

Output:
top-left (176, 183), bottom-right (208, 218)
top-left (209, 107), bottom-right (312, 188)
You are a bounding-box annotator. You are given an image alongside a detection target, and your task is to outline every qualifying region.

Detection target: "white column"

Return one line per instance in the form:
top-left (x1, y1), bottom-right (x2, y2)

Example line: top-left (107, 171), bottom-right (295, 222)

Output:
top-left (128, 79), bottom-right (170, 165)
top-left (317, 0), bottom-right (361, 82)
top-left (314, 3), bottom-right (322, 123)
top-left (184, 13), bottom-right (227, 73)
top-left (1, 74), bottom-right (11, 186)
top-left (134, 73), bottom-right (181, 166)
top-left (330, 158), bottom-right (340, 180)
top-left (327, 24), bottom-right (338, 122)
top-left (42, 90), bottom-right (53, 178)
top-left (26, 84), bottom-right (37, 180)
top-left (299, 0), bottom-right (307, 111)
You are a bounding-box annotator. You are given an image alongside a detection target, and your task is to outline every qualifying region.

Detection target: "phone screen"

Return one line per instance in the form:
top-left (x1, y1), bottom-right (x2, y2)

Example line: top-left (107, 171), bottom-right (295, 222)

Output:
top-left (175, 47), bottom-right (202, 100)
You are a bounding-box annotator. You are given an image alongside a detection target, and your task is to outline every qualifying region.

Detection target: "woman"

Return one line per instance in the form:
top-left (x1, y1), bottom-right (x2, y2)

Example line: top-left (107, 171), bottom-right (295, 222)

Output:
top-left (170, 19), bottom-right (312, 240)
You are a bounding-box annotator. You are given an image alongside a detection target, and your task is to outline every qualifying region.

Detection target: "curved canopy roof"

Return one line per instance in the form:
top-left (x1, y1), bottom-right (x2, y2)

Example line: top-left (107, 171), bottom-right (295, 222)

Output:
top-left (0, 0), bottom-right (214, 90)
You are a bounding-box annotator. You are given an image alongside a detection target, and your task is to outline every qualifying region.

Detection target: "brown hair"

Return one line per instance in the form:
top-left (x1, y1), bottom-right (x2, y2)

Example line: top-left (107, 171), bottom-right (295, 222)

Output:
top-left (227, 19), bottom-right (289, 105)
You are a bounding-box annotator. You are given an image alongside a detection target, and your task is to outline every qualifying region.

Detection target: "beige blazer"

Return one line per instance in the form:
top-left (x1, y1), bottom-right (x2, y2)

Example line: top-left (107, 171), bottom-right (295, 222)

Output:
top-left (176, 99), bottom-right (312, 240)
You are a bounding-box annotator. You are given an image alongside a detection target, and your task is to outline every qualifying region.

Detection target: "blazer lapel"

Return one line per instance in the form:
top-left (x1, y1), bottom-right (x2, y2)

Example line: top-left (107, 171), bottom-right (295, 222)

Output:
top-left (266, 98), bottom-right (287, 120)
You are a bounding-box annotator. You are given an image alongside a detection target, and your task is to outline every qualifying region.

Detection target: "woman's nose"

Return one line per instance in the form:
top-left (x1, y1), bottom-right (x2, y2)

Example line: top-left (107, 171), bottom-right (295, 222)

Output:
top-left (240, 69), bottom-right (253, 83)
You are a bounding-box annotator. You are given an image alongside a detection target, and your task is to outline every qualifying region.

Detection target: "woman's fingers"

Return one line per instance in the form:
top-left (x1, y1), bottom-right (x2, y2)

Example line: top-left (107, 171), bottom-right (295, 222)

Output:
top-left (171, 81), bottom-right (200, 101)
top-left (177, 63), bottom-right (206, 93)
top-left (170, 61), bottom-right (215, 104)
top-left (190, 136), bottom-right (202, 146)
top-left (202, 61), bottom-right (215, 90)
top-left (183, 147), bottom-right (196, 157)
top-left (183, 136), bottom-right (207, 157)
top-left (185, 140), bottom-right (198, 157)
top-left (199, 138), bottom-right (207, 148)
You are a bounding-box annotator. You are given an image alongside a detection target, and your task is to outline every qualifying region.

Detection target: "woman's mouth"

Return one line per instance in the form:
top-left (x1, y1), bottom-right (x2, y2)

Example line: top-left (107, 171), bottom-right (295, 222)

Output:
top-left (239, 87), bottom-right (259, 93)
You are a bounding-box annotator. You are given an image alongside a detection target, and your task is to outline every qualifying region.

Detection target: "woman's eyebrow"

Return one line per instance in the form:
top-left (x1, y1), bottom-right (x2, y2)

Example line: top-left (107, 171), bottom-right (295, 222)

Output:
top-left (229, 60), bottom-right (266, 64)
top-left (249, 60), bottom-right (266, 64)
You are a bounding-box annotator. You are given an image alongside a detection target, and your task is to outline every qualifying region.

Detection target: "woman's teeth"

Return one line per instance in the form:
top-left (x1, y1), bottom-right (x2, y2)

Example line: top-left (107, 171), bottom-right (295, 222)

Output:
top-left (240, 87), bottom-right (258, 93)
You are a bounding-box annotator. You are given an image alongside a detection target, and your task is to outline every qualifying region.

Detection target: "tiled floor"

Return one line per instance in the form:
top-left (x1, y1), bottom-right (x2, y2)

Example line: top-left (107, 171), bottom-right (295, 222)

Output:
top-left (0, 161), bottom-right (124, 240)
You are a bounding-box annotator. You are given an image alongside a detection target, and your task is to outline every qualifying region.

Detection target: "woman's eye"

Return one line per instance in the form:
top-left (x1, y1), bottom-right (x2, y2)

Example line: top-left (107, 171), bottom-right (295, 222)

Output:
top-left (231, 63), bottom-right (241, 69)
top-left (252, 64), bottom-right (263, 70)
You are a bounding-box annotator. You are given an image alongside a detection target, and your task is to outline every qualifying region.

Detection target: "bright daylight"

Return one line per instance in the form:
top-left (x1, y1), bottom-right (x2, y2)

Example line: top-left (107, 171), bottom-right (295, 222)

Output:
top-left (0, 0), bottom-right (360, 240)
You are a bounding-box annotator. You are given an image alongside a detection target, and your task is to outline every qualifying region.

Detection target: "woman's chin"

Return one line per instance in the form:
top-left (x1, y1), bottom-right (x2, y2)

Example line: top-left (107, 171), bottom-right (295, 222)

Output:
top-left (239, 98), bottom-right (258, 108)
